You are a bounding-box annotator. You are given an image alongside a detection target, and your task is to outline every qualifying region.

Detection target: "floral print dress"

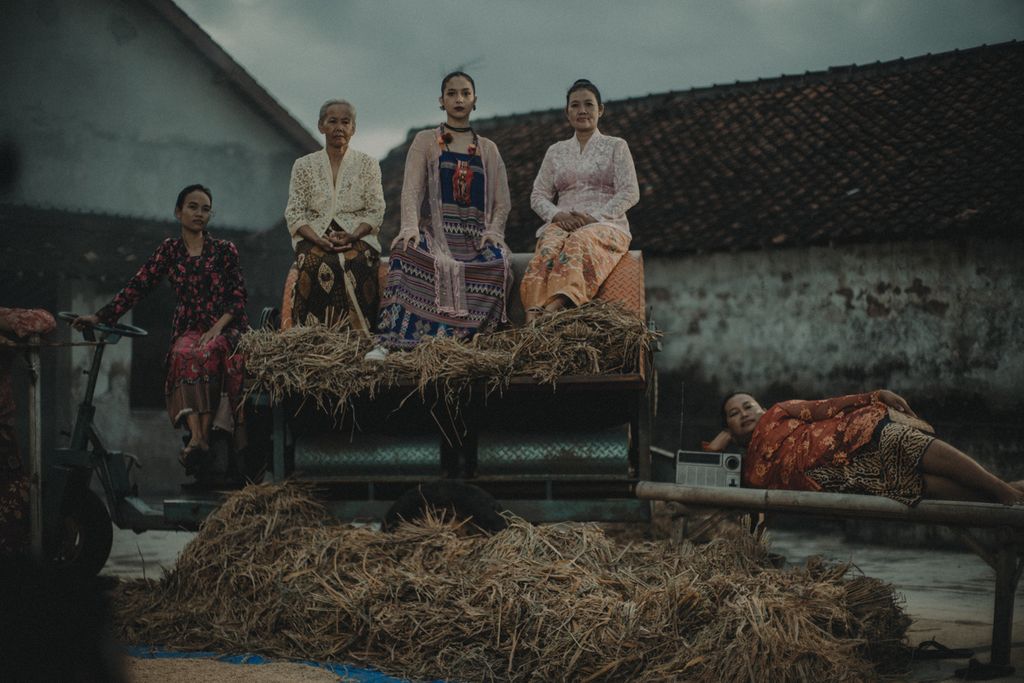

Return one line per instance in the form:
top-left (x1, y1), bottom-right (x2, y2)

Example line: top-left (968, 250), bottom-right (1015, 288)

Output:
top-left (97, 235), bottom-right (248, 428)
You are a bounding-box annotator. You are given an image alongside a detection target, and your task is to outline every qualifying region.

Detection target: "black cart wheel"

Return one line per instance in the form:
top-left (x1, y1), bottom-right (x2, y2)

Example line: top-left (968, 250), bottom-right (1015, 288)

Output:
top-left (50, 490), bottom-right (114, 578)
top-left (384, 480), bottom-right (509, 534)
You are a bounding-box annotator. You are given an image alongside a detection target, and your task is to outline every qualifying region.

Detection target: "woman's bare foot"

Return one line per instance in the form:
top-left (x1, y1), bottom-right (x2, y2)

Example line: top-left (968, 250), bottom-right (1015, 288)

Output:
top-left (544, 294), bottom-right (570, 315)
top-left (179, 441), bottom-right (208, 469)
top-left (994, 482), bottom-right (1024, 506)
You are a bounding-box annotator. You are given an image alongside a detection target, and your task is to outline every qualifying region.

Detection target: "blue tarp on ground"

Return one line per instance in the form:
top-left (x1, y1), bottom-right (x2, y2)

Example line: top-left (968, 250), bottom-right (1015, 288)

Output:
top-left (123, 645), bottom-right (445, 682)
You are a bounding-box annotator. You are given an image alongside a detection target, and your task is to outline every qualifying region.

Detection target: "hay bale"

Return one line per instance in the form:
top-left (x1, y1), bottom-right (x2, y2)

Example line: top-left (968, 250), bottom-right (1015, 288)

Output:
top-left (237, 300), bottom-right (658, 417)
top-left (114, 484), bottom-right (910, 682)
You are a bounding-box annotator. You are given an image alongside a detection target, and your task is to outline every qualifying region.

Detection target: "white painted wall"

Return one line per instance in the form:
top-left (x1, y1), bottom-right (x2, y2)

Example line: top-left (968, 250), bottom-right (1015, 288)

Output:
top-left (0, 0), bottom-right (307, 230)
top-left (646, 238), bottom-right (1024, 409)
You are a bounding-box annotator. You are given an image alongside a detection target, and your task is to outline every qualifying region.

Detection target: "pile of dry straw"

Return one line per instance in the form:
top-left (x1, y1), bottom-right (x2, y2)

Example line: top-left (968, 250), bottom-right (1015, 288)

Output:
top-left (238, 300), bottom-right (657, 416)
top-left (115, 484), bottom-right (910, 682)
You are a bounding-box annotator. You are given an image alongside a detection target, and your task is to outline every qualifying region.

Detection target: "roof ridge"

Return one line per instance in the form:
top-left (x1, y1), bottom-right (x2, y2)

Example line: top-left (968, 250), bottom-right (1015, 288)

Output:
top-left (140, 0), bottom-right (319, 152)
top-left (472, 40), bottom-right (1022, 126)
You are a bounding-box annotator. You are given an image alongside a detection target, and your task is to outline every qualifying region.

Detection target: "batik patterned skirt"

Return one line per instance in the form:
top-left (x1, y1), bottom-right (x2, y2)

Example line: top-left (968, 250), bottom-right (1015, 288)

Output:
top-left (285, 237), bottom-right (381, 333)
top-left (805, 418), bottom-right (934, 506)
top-left (376, 151), bottom-right (508, 349)
top-left (520, 223), bottom-right (631, 310)
top-left (165, 330), bottom-right (245, 432)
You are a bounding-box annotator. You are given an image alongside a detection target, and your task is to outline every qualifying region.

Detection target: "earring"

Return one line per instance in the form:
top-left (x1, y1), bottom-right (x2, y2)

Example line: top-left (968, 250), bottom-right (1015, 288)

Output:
top-left (473, 104), bottom-right (477, 110)
top-left (440, 105), bottom-right (445, 110)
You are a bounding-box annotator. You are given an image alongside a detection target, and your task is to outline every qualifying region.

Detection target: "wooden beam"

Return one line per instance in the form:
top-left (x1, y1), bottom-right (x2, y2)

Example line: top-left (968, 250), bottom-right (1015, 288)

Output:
top-left (635, 482), bottom-right (1024, 529)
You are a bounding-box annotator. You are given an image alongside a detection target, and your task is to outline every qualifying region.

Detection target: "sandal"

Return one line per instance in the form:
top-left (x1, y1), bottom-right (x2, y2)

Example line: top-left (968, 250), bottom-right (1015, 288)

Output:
top-left (912, 639), bottom-right (974, 660)
top-left (954, 657), bottom-right (1015, 680)
top-left (525, 306), bottom-right (545, 324)
top-left (179, 444), bottom-right (208, 475)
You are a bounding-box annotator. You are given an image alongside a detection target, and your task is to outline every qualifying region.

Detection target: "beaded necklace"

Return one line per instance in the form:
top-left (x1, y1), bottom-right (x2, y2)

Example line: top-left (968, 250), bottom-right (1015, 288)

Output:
top-left (437, 125), bottom-right (479, 206)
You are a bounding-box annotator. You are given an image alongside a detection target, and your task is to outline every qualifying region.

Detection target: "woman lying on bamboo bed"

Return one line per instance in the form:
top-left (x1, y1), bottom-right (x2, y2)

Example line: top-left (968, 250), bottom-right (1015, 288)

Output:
top-left (704, 390), bottom-right (1024, 506)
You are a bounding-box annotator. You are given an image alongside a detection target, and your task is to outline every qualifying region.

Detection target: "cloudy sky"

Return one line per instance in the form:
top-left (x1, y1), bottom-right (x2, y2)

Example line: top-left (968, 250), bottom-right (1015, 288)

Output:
top-left (175, 0), bottom-right (1024, 159)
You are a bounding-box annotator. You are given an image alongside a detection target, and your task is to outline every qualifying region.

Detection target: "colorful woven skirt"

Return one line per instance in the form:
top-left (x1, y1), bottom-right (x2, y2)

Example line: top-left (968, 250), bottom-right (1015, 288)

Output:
top-left (375, 151), bottom-right (508, 349)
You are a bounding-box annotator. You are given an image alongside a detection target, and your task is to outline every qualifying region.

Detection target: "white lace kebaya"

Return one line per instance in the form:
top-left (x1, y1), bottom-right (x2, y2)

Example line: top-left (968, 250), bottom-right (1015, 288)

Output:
top-left (530, 131), bottom-right (639, 237)
top-left (284, 148), bottom-right (385, 252)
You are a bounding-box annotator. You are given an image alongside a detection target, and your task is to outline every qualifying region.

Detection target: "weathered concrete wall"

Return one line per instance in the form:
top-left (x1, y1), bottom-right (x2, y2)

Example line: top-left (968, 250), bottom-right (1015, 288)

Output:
top-left (646, 237), bottom-right (1024, 452)
top-left (0, 0), bottom-right (305, 230)
top-left (648, 237), bottom-right (1024, 409)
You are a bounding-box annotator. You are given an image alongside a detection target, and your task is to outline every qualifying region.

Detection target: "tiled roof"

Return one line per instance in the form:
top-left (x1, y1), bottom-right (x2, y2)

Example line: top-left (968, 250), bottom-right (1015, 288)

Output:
top-left (379, 41), bottom-right (1024, 254)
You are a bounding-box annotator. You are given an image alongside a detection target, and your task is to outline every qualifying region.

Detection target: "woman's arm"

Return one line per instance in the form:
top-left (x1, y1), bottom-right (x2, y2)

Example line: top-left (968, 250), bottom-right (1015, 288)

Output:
top-left (702, 430), bottom-right (734, 452)
top-left (779, 392), bottom-right (880, 421)
top-left (285, 157), bottom-right (318, 242)
top-left (198, 241), bottom-right (247, 346)
top-left (94, 240), bottom-right (173, 324)
top-left (529, 147), bottom-right (560, 223)
top-left (596, 138), bottom-right (640, 222)
top-left (285, 159), bottom-right (334, 251)
top-left (394, 132), bottom-right (430, 250)
top-left (346, 157), bottom-right (385, 241)
top-left (220, 241), bottom-right (248, 321)
top-left (196, 313), bottom-right (233, 348)
top-left (481, 142), bottom-right (511, 248)
top-left (876, 389), bottom-right (916, 416)
top-left (296, 224), bottom-right (336, 251)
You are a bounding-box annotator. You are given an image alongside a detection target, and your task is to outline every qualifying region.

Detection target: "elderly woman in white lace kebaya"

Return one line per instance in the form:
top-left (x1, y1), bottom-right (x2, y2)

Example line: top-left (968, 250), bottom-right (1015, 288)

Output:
top-left (521, 79), bottom-right (640, 323)
top-left (283, 99), bottom-right (385, 331)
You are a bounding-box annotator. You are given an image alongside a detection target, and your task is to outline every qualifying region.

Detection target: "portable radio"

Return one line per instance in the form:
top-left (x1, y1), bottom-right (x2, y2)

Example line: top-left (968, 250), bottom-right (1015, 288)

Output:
top-left (675, 450), bottom-right (742, 488)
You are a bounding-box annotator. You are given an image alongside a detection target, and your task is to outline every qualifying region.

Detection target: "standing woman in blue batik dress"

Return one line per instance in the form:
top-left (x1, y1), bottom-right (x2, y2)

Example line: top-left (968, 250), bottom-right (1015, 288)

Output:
top-left (366, 71), bottom-right (511, 359)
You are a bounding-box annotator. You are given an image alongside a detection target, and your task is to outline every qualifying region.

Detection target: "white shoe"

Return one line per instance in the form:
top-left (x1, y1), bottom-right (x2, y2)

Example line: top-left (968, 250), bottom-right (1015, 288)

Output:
top-left (364, 345), bottom-right (389, 361)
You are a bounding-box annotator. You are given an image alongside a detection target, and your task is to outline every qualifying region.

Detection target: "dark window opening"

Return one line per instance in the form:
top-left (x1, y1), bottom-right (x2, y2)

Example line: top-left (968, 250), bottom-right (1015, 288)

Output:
top-left (128, 284), bottom-right (175, 410)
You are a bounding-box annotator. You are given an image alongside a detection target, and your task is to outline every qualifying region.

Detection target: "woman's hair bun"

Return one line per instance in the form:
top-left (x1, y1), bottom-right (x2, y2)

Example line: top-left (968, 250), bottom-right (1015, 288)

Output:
top-left (565, 79), bottom-right (602, 108)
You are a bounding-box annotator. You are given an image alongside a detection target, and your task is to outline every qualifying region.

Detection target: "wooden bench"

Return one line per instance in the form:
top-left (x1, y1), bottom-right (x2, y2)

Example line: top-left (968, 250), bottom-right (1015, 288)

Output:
top-left (634, 480), bottom-right (1024, 668)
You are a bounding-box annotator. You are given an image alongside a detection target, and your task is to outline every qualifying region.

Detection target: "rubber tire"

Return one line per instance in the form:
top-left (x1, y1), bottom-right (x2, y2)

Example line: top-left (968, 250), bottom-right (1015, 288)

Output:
top-left (383, 480), bottom-right (509, 534)
top-left (50, 490), bottom-right (114, 578)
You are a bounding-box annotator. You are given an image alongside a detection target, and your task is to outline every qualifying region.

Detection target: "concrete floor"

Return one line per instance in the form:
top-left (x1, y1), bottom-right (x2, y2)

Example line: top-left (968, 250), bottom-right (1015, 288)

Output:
top-left (768, 528), bottom-right (1024, 682)
top-left (105, 525), bottom-right (1024, 682)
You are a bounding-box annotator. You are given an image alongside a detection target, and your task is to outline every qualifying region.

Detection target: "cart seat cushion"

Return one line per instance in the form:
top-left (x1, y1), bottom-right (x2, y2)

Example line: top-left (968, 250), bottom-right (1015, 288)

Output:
top-left (505, 250), bottom-right (645, 324)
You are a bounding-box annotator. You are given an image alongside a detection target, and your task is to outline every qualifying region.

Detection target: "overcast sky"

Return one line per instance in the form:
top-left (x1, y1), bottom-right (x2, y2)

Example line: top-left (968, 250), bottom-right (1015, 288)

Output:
top-left (175, 0), bottom-right (1024, 159)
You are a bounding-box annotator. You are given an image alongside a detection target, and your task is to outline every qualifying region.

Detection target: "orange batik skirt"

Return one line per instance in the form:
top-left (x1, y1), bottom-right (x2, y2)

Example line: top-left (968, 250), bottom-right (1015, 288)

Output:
top-left (520, 223), bottom-right (630, 310)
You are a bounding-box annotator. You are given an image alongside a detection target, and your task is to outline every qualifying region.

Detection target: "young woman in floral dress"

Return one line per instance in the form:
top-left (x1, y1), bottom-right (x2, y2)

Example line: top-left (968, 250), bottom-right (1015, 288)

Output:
top-left (75, 185), bottom-right (248, 469)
